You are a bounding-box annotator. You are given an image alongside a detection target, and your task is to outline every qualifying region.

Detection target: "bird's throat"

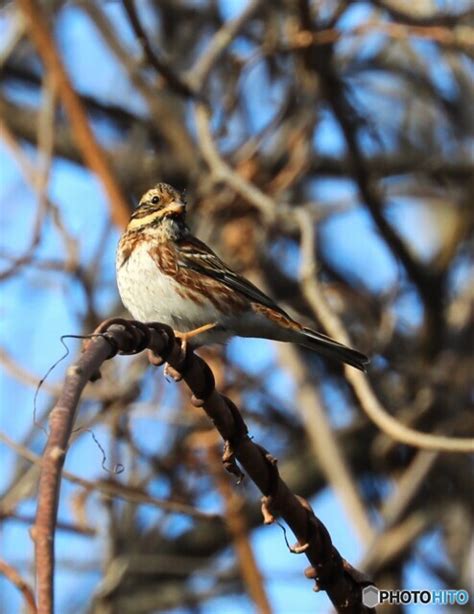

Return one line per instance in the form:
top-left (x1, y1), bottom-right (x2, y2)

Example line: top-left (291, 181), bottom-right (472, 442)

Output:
top-left (127, 215), bottom-right (187, 242)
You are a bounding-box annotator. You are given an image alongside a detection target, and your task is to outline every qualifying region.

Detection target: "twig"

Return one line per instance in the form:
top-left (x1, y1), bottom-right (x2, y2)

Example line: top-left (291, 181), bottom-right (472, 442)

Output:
top-left (0, 108), bottom-right (79, 278)
top-left (287, 21), bottom-right (473, 51)
top-left (0, 558), bottom-right (37, 613)
top-left (296, 209), bottom-right (474, 453)
top-left (361, 450), bottom-right (438, 572)
top-left (79, 0), bottom-right (198, 173)
top-left (1, 510), bottom-right (96, 537)
top-left (194, 103), bottom-right (277, 223)
top-left (189, 0), bottom-right (263, 90)
top-left (0, 431), bottom-right (218, 521)
top-left (369, 1), bottom-right (474, 28)
top-left (122, 0), bottom-right (197, 99)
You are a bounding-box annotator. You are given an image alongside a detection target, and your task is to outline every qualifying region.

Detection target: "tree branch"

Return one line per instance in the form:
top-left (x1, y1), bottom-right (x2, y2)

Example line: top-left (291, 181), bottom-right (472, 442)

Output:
top-left (34, 320), bottom-right (374, 613)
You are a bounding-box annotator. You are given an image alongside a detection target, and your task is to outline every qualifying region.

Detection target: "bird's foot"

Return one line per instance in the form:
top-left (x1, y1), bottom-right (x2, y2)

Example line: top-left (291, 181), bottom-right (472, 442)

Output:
top-left (173, 322), bottom-right (217, 357)
top-left (164, 323), bottom-right (217, 379)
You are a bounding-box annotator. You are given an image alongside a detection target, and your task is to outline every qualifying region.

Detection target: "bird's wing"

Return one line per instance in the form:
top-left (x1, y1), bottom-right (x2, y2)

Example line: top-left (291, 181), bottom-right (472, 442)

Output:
top-left (177, 235), bottom-right (290, 316)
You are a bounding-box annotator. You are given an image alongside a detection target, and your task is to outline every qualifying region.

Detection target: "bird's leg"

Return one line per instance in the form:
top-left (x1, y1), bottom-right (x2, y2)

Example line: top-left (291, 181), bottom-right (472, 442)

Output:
top-left (164, 323), bottom-right (217, 380)
top-left (174, 322), bottom-right (218, 348)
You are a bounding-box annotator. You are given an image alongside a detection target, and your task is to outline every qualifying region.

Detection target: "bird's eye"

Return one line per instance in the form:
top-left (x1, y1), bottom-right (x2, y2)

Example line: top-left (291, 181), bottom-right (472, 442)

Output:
top-left (151, 196), bottom-right (160, 204)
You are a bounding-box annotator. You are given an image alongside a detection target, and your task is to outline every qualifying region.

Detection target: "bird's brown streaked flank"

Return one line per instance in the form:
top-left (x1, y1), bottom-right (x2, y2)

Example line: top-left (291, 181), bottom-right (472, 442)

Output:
top-left (116, 183), bottom-right (369, 371)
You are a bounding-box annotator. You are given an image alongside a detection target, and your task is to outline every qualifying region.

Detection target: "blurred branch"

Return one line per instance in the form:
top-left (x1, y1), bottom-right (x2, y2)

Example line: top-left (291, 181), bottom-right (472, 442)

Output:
top-left (290, 21), bottom-right (474, 53)
top-left (370, 2), bottom-right (474, 27)
top-left (378, 451), bottom-right (438, 529)
top-left (362, 512), bottom-right (430, 574)
top-left (17, 0), bottom-right (131, 228)
top-left (1, 1), bottom-right (472, 609)
top-left (276, 343), bottom-right (374, 543)
top-left (1, 509), bottom-right (96, 537)
top-left (296, 209), bottom-right (474, 454)
top-left (122, 0), bottom-right (197, 99)
top-left (296, 6), bottom-right (448, 349)
top-left (0, 121), bottom-right (79, 280)
top-left (195, 103), bottom-right (277, 222)
top-left (199, 438), bottom-right (271, 614)
top-left (0, 558), bottom-right (37, 614)
top-left (2, 93), bottom-right (471, 184)
top-left (0, 61), bottom-right (155, 131)
top-left (0, 431), bottom-right (217, 521)
top-left (189, 0), bottom-right (263, 90)
top-left (0, 5), bottom-right (26, 67)
top-left (79, 0), bottom-right (198, 174)
top-left (362, 450), bottom-right (439, 573)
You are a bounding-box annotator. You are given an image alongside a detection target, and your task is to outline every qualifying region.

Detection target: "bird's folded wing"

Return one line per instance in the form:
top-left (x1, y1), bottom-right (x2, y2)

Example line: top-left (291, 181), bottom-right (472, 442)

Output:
top-left (177, 236), bottom-right (289, 316)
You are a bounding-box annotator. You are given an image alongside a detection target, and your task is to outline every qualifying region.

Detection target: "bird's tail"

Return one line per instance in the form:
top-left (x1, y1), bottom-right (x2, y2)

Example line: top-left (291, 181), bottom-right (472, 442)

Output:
top-left (297, 327), bottom-right (369, 371)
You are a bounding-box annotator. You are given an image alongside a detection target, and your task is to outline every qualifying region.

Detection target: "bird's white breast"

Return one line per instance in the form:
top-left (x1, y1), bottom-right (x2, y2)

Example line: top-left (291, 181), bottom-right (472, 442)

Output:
top-left (116, 241), bottom-right (223, 333)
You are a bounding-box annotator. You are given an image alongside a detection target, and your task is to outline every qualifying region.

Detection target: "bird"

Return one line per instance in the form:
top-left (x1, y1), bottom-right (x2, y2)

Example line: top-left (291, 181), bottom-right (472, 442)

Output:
top-left (116, 183), bottom-right (369, 371)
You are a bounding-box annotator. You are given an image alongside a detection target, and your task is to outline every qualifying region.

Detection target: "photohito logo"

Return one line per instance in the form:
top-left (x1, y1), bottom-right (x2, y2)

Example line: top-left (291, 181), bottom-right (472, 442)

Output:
top-left (362, 586), bottom-right (470, 608)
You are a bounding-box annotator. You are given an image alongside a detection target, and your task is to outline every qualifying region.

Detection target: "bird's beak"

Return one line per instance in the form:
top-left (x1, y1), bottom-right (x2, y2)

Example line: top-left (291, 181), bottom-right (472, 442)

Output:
top-left (163, 201), bottom-right (186, 217)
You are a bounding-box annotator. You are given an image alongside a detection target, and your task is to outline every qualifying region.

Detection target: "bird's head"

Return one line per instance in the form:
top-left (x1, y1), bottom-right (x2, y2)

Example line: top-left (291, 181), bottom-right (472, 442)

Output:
top-left (128, 183), bottom-right (187, 231)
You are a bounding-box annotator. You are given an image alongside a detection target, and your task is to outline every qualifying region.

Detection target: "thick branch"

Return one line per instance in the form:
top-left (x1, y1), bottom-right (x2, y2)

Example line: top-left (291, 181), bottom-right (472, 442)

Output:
top-left (34, 320), bottom-right (374, 614)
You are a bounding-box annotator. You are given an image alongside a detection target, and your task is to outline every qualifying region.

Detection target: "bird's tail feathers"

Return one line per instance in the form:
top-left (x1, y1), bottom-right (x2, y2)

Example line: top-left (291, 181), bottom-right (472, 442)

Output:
top-left (298, 327), bottom-right (369, 371)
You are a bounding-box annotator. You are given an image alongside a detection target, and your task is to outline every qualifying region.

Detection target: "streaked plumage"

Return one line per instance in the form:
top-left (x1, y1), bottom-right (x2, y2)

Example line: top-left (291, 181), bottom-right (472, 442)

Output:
top-left (116, 183), bottom-right (369, 370)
